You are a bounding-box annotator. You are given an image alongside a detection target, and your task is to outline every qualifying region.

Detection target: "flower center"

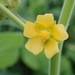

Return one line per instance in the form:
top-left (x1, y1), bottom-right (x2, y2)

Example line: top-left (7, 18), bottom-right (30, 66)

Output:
top-left (38, 30), bottom-right (50, 42)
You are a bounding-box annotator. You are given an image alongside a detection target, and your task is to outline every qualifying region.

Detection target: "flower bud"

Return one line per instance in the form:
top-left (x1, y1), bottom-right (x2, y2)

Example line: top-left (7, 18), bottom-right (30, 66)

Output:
top-left (0, 0), bottom-right (20, 10)
top-left (0, 0), bottom-right (20, 20)
top-left (11, 0), bottom-right (20, 9)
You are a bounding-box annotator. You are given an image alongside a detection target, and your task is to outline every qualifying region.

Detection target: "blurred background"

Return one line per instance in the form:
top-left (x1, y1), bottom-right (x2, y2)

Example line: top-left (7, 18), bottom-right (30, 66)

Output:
top-left (0, 0), bottom-right (75, 75)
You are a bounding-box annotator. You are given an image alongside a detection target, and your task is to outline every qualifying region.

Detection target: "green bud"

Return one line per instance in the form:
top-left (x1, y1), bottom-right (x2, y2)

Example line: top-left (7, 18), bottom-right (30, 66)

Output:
top-left (11, 0), bottom-right (20, 9)
top-left (0, 0), bottom-right (12, 7)
top-left (0, 0), bottom-right (20, 20)
top-left (0, 0), bottom-right (20, 10)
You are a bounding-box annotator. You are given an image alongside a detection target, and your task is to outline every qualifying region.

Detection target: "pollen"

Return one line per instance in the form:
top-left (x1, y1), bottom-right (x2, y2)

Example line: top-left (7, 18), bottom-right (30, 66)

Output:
top-left (38, 30), bottom-right (50, 42)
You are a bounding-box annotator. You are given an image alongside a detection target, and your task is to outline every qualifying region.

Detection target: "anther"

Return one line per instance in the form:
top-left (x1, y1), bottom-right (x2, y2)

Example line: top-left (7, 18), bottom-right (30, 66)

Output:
top-left (38, 30), bottom-right (50, 42)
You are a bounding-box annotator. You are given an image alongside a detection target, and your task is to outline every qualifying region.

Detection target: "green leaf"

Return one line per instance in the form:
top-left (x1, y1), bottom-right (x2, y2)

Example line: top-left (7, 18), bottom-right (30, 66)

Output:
top-left (0, 32), bottom-right (23, 69)
top-left (66, 49), bottom-right (75, 62)
top-left (21, 48), bottom-right (39, 71)
top-left (37, 52), bottom-right (48, 74)
top-left (60, 56), bottom-right (73, 75)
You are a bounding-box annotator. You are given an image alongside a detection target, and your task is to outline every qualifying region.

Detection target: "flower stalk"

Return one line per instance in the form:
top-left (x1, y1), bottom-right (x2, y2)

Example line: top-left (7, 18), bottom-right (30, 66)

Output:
top-left (0, 3), bottom-right (25, 30)
top-left (50, 0), bottom-right (75, 75)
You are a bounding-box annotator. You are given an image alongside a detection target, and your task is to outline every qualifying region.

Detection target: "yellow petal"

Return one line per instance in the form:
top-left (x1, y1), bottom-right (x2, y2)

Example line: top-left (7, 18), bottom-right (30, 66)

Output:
top-left (23, 21), bottom-right (39, 38)
top-left (51, 24), bottom-right (69, 41)
top-left (25, 38), bottom-right (44, 55)
top-left (36, 14), bottom-right (54, 29)
top-left (45, 39), bottom-right (59, 59)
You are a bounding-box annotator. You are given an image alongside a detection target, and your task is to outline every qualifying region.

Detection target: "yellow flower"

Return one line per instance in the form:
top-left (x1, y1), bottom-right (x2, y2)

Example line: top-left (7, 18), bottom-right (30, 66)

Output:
top-left (23, 14), bottom-right (69, 59)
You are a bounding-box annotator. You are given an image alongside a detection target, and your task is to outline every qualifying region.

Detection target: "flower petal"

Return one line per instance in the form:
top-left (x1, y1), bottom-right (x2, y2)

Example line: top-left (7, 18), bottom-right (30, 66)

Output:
top-left (23, 21), bottom-right (39, 38)
top-left (25, 38), bottom-right (44, 55)
top-left (45, 39), bottom-right (59, 59)
top-left (36, 14), bottom-right (54, 29)
top-left (51, 24), bottom-right (69, 41)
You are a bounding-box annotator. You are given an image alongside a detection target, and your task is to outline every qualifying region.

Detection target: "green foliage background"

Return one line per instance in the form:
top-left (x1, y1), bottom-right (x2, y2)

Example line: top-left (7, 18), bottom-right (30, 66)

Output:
top-left (0, 0), bottom-right (75, 75)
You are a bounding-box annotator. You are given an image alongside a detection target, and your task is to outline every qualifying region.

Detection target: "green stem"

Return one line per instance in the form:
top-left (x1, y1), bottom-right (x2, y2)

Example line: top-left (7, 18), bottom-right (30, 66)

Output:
top-left (0, 3), bottom-right (25, 30)
top-left (50, 0), bottom-right (75, 75)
